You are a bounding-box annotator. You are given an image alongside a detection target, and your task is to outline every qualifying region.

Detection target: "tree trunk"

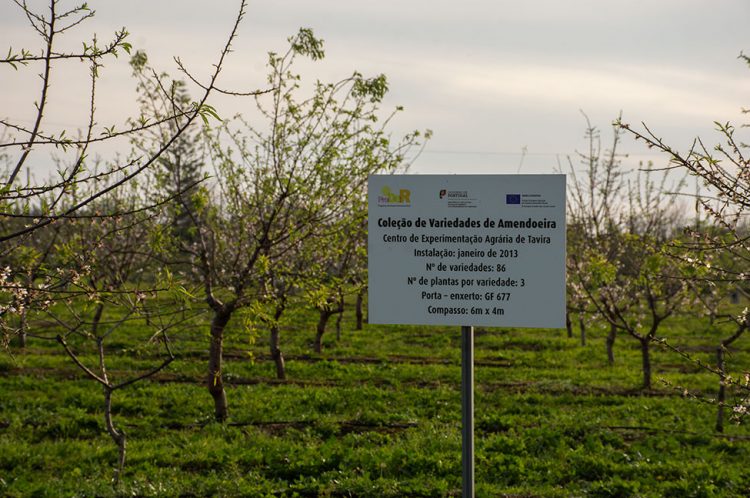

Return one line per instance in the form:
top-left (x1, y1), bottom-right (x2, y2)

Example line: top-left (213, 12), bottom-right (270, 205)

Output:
top-left (315, 310), bottom-right (334, 354)
top-left (640, 338), bottom-right (652, 390)
top-left (363, 286), bottom-right (369, 325)
top-left (103, 387), bottom-right (126, 486)
top-left (208, 311), bottom-right (230, 422)
top-left (270, 323), bottom-right (286, 380)
top-left (606, 323), bottom-right (616, 365)
top-left (91, 302), bottom-right (105, 335)
top-left (578, 314), bottom-right (586, 347)
top-left (355, 291), bottom-right (364, 330)
top-left (716, 346), bottom-right (726, 433)
top-left (335, 294), bottom-right (344, 341)
top-left (565, 310), bottom-right (573, 338)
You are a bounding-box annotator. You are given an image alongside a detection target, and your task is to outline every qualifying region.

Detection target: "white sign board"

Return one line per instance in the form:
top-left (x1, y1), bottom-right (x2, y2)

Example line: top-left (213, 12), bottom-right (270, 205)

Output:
top-left (368, 174), bottom-right (566, 328)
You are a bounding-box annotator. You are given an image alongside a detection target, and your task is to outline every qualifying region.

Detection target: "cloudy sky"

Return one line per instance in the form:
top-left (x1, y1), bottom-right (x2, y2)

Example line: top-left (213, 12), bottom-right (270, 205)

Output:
top-left (2, 0), bottom-right (748, 177)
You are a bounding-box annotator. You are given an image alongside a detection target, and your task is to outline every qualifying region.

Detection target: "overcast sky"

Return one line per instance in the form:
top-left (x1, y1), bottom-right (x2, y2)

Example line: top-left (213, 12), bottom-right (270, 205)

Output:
top-left (2, 0), bottom-right (748, 177)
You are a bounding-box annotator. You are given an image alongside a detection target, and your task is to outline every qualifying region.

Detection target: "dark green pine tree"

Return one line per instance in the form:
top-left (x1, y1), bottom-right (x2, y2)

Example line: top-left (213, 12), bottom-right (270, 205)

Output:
top-left (130, 51), bottom-right (205, 245)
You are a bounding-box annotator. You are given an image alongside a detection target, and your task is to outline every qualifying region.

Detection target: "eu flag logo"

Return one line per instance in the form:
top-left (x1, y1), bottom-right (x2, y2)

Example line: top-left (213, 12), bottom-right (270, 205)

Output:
top-left (506, 194), bottom-right (521, 205)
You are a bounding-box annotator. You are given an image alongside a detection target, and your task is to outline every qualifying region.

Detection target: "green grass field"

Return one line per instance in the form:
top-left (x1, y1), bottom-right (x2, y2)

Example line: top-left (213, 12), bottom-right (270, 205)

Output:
top-left (1, 305), bottom-right (750, 497)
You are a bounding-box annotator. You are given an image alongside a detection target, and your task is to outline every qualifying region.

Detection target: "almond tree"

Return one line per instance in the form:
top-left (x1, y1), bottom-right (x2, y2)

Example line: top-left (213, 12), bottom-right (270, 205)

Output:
top-left (566, 115), bottom-right (627, 363)
top-left (568, 116), bottom-right (688, 389)
top-left (580, 241), bottom-right (684, 388)
top-left (251, 200), bottom-right (367, 378)
top-left (24, 172), bottom-right (197, 485)
top-left (307, 201), bottom-right (367, 354)
top-left (179, 30), bottom-right (427, 421)
top-left (252, 244), bottom-right (313, 380)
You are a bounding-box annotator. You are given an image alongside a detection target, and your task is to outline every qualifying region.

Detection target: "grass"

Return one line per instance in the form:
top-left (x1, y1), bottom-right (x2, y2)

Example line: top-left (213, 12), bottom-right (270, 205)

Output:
top-left (1, 304), bottom-right (750, 497)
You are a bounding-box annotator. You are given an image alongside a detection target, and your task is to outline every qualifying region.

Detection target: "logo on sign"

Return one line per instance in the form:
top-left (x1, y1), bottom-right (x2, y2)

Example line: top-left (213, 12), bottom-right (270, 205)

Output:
top-left (440, 190), bottom-right (468, 199)
top-left (506, 194), bottom-right (521, 205)
top-left (378, 186), bottom-right (411, 206)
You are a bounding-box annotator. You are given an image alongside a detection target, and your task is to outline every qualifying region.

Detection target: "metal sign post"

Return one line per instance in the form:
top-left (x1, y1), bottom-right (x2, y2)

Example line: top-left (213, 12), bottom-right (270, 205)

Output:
top-left (461, 325), bottom-right (474, 497)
